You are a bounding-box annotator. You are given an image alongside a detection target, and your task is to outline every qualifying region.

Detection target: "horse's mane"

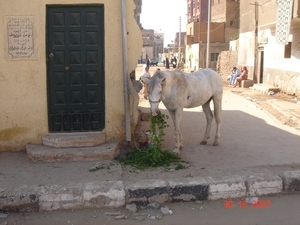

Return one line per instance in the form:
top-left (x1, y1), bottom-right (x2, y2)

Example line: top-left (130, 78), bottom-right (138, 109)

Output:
top-left (152, 70), bottom-right (185, 80)
top-left (148, 70), bottom-right (187, 93)
top-left (147, 71), bottom-right (164, 93)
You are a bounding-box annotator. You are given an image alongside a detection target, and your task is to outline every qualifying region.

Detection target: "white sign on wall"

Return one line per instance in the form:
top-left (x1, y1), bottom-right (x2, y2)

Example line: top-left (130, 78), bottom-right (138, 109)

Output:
top-left (5, 16), bottom-right (36, 60)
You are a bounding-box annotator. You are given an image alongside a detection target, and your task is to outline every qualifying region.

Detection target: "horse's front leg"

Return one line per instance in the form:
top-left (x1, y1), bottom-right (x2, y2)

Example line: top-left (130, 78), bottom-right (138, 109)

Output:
top-left (169, 109), bottom-right (183, 154)
top-left (200, 101), bottom-right (213, 145)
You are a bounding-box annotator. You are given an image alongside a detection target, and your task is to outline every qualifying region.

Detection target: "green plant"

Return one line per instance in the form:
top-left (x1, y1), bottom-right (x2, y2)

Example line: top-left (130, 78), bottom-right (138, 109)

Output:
top-left (149, 111), bottom-right (169, 148)
top-left (232, 32), bottom-right (239, 40)
top-left (89, 164), bottom-right (110, 172)
top-left (118, 112), bottom-right (188, 170)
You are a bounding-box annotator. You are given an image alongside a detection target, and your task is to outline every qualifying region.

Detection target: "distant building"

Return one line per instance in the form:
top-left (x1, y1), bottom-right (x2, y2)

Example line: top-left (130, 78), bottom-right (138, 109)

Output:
top-left (141, 29), bottom-right (154, 63)
top-left (172, 32), bottom-right (187, 62)
top-left (238, 0), bottom-right (300, 96)
top-left (140, 29), bottom-right (164, 63)
top-left (185, 0), bottom-right (239, 70)
top-left (187, 0), bottom-right (208, 23)
top-left (154, 32), bottom-right (164, 60)
top-left (133, 0), bottom-right (142, 29)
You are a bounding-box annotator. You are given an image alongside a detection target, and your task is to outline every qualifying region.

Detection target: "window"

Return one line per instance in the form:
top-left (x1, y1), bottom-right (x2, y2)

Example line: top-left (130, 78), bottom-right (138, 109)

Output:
top-left (211, 53), bottom-right (219, 61)
top-left (284, 42), bottom-right (291, 58)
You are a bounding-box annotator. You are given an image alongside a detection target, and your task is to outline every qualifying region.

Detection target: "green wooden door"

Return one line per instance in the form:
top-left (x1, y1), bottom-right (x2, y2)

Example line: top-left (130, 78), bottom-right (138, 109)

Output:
top-left (47, 5), bottom-right (105, 132)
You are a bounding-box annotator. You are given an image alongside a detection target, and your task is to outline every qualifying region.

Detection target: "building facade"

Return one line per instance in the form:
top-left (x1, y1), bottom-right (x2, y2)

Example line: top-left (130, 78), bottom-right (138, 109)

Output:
top-left (133, 0), bottom-right (142, 29)
top-left (140, 29), bottom-right (164, 63)
top-left (154, 32), bottom-right (164, 61)
top-left (0, 0), bottom-right (142, 151)
top-left (185, 0), bottom-right (239, 70)
top-left (239, 0), bottom-right (300, 96)
top-left (187, 0), bottom-right (208, 23)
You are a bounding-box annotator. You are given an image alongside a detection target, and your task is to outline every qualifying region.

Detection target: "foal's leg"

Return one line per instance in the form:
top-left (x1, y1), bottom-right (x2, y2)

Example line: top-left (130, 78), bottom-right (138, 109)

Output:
top-left (200, 100), bottom-right (213, 145)
top-left (168, 108), bottom-right (183, 153)
top-left (212, 93), bottom-right (222, 146)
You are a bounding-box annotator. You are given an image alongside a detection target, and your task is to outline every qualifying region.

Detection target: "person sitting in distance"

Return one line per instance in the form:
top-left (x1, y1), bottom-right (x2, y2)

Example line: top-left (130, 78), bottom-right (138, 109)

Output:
top-left (234, 66), bottom-right (248, 87)
top-left (229, 67), bottom-right (241, 85)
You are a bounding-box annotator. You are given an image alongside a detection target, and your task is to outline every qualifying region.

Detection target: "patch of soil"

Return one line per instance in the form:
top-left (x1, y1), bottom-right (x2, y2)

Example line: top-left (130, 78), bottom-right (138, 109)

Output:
top-left (224, 83), bottom-right (300, 128)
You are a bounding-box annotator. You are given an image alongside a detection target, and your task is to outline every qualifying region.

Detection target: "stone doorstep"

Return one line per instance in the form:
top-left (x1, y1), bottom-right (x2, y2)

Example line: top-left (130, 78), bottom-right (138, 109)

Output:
top-left (241, 79), bottom-right (254, 88)
top-left (251, 84), bottom-right (280, 93)
top-left (42, 132), bottom-right (106, 148)
top-left (26, 141), bottom-right (119, 162)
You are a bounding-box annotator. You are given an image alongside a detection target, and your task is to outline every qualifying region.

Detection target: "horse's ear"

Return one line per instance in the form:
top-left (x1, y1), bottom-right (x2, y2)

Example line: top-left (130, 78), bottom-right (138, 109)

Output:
top-left (160, 77), bottom-right (166, 85)
top-left (141, 77), bottom-right (150, 84)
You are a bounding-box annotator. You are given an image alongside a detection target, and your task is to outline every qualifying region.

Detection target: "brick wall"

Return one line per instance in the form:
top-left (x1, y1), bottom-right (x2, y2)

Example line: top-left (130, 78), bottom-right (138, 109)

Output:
top-left (216, 50), bottom-right (238, 81)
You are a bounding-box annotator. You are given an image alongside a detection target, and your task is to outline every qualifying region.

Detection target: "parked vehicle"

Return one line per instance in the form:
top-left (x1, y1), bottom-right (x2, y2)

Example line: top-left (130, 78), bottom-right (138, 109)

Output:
top-left (149, 58), bottom-right (158, 66)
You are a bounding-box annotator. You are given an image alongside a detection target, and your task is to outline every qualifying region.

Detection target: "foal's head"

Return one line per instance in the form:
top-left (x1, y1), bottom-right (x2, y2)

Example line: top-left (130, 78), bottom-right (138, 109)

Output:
top-left (145, 71), bottom-right (166, 116)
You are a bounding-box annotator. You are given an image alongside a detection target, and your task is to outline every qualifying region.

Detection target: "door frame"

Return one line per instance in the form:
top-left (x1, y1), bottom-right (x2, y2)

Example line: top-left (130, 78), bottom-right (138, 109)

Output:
top-left (46, 4), bottom-right (105, 132)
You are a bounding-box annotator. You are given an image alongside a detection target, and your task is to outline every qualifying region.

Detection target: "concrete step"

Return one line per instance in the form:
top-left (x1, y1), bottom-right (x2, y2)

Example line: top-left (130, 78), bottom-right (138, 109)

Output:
top-left (241, 79), bottom-right (254, 88)
top-left (26, 141), bottom-right (119, 162)
top-left (251, 84), bottom-right (280, 94)
top-left (42, 132), bottom-right (105, 148)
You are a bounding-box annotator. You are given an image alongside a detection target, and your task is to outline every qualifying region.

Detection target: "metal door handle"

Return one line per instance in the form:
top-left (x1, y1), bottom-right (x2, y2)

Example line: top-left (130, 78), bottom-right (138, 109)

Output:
top-left (65, 66), bottom-right (70, 71)
top-left (48, 53), bottom-right (54, 59)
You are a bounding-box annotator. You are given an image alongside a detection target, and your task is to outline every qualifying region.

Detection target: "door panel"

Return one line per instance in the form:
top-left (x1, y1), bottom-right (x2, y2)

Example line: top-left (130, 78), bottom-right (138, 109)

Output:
top-left (47, 5), bottom-right (105, 132)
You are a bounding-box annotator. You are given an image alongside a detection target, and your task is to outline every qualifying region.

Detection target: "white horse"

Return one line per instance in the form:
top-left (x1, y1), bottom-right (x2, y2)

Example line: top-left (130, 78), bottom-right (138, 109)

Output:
top-left (142, 69), bottom-right (223, 154)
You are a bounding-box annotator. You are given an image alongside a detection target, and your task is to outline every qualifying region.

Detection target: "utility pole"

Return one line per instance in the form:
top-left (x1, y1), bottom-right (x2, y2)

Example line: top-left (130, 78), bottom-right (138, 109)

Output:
top-left (250, 2), bottom-right (259, 83)
top-left (206, 0), bottom-right (211, 68)
top-left (178, 16), bottom-right (181, 68)
top-left (254, 1), bottom-right (259, 83)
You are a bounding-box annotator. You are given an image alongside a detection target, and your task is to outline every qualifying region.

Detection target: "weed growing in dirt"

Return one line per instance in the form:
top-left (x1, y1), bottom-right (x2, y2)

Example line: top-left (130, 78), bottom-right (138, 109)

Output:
top-left (119, 112), bottom-right (189, 170)
top-left (89, 162), bottom-right (115, 172)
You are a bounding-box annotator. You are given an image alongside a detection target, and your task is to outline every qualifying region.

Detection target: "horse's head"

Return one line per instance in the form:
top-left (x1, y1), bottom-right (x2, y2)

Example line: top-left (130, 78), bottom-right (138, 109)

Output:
top-left (143, 71), bottom-right (166, 116)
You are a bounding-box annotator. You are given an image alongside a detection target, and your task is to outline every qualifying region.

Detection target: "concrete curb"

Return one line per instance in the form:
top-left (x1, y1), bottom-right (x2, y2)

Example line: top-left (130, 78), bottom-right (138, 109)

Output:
top-left (1, 170), bottom-right (300, 211)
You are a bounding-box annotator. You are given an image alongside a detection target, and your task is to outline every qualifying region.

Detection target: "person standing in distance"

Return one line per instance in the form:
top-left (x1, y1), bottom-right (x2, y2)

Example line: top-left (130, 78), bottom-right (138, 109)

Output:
top-left (140, 66), bottom-right (151, 99)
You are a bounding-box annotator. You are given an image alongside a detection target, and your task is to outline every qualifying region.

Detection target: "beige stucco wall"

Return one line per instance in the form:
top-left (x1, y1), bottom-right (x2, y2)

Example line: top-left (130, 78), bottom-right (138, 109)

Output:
top-left (238, 0), bottom-right (300, 96)
top-left (185, 44), bottom-right (199, 71)
top-left (0, 0), bottom-right (142, 151)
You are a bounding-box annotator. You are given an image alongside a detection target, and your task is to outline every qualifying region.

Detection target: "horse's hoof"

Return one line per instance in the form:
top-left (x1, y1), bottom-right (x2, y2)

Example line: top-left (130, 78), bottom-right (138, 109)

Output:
top-left (200, 140), bottom-right (207, 145)
top-left (175, 143), bottom-right (183, 149)
top-left (213, 141), bottom-right (220, 146)
top-left (173, 148), bottom-right (181, 155)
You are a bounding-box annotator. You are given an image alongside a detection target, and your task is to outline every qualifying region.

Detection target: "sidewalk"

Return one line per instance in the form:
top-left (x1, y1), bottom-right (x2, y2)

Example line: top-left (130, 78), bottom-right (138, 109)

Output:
top-left (1, 88), bottom-right (300, 212)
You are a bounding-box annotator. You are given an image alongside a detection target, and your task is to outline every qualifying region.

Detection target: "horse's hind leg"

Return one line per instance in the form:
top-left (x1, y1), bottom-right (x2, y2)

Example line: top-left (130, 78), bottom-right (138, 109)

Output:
top-left (212, 93), bottom-right (222, 146)
top-left (200, 100), bottom-right (213, 145)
